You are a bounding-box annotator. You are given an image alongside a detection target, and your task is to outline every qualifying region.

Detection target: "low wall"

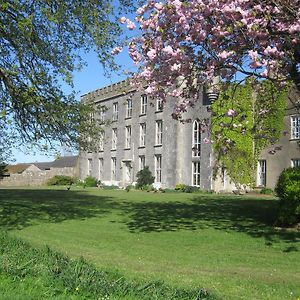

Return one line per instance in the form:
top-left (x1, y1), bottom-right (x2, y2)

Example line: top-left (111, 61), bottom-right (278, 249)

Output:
top-left (0, 167), bottom-right (78, 186)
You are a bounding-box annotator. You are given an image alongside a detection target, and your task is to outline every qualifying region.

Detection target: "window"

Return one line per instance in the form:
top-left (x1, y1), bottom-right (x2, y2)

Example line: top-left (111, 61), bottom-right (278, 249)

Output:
top-left (126, 99), bottom-right (132, 118)
top-left (99, 131), bottom-right (105, 151)
top-left (257, 160), bottom-right (266, 186)
top-left (112, 128), bottom-right (117, 150)
top-left (99, 107), bottom-right (105, 122)
top-left (141, 94), bottom-right (147, 115)
top-left (139, 123), bottom-right (146, 147)
top-left (112, 102), bottom-right (118, 121)
top-left (192, 162), bottom-right (201, 186)
top-left (139, 155), bottom-right (145, 171)
top-left (155, 155), bottom-right (162, 183)
top-left (291, 115), bottom-right (300, 139)
top-left (98, 158), bottom-right (103, 180)
top-left (192, 120), bottom-right (201, 157)
top-left (88, 159), bottom-right (92, 176)
top-left (291, 159), bottom-right (300, 168)
top-left (125, 126), bottom-right (132, 149)
top-left (156, 98), bottom-right (163, 111)
top-left (155, 120), bottom-right (163, 145)
top-left (111, 157), bottom-right (116, 180)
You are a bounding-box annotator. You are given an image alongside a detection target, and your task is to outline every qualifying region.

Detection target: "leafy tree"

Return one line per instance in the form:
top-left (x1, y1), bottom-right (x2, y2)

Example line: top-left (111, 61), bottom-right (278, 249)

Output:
top-left (136, 166), bottom-right (155, 189)
top-left (124, 0), bottom-right (299, 117)
top-left (0, 0), bottom-right (134, 157)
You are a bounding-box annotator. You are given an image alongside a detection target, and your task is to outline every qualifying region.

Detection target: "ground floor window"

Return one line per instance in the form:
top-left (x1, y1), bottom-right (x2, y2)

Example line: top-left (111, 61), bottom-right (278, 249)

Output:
top-left (111, 157), bottom-right (116, 181)
top-left (88, 159), bottom-right (92, 176)
top-left (155, 155), bottom-right (162, 183)
top-left (192, 162), bottom-right (201, 186)
top-left (98, 158), bottom-right (103, 180)
top-left (257, 160), bottom-right (266, 186)
top-left (139, 155), bottom-right (145, 171)
top-left (291, 159), bottom-right (300, 168)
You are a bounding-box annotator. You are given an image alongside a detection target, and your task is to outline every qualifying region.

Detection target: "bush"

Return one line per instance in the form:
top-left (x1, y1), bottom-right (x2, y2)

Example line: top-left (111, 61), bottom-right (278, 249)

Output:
top-left (84, 176), bottom-right (98, 187)
top-left (183, 185), bottom-right (199, 193)
top-left (102, 185), bottom-right (119, 190)
top-left (260, 187), bottom-right (273, 195)
top-left (47, 175), bottom-right (75, 186)
top-left (275, 167), bottom-right (300, 226)
top-left (175, 183), bottom-right (186, 192)
top-left (136, 166), bottom-right (155, 189)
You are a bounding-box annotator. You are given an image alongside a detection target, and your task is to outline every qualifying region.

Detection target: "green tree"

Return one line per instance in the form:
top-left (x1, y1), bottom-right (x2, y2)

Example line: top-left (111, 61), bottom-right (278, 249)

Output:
top-left (136, 166), bottom-right (155, 189)
top-left (0, 0), bottom-right (134, 157)
top-left (211, 80), bottom-right (287, 187)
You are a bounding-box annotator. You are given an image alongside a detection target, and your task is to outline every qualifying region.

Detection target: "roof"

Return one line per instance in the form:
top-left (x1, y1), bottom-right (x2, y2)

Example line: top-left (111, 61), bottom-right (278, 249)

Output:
top-left (7, 163), bottom-right (31, 174)
top-left (51, 156), bottom-right (78, 168)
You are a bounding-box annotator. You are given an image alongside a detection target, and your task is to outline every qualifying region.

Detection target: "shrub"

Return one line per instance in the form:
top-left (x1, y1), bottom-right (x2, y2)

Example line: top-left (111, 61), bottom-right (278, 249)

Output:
top-left (175, 183), bottom-right (186, 192)
top-left (136, 166), bottom-right (155, 189)
top-left (260, 187), bottom-right (273, 195)
top-left (47, 175), bottom-right (75, 186)
top-left (102, 185), bottom-right (119, 190)
top-left (84, 176), bottom-right (98, 187)
top-left (275, 167), bottom-right (300, 226)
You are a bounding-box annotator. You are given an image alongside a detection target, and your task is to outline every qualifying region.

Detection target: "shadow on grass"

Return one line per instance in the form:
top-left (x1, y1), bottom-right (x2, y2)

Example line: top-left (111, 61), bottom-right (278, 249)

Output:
top-left (0, 189), bottom-right (299, 248)
top-left (121, 195), bottom-right (300, 247)
top-left (0, 189), bottom-right (117, 230)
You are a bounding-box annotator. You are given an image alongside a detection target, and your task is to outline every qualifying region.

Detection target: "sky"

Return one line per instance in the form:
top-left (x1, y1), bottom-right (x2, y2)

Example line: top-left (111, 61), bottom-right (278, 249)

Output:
top-left (12, 49), bottom-right (134, 163)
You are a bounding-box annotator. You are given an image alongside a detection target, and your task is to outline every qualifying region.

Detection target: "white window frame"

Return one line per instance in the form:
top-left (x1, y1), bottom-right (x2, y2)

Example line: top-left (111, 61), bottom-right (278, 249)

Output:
top-left (98, 158), bottom-right (103, 180)
top-left (125, 125), bottom-right (132, 149)
top-left (99, 131), bottom-right (105, 151)
top-left (111, 157), bottom-right (117, 180)
top-left (126, 99), bottom-right (132, 118)
top-left (112, 128), bottom-right (117, 150)
top-left (257, 160), bottom-right (266, 187)
top-left (112, 102), bottom-right (118, 121)
top-left (291, 115), bottom-right (300, 139)
top-left (291, 159), bottom-right (300, 168)
top-left (88, 158), bottom-right (92, 176)
top-left (192, 120), bottom-right (201, 157)
top-left (99, 107), bottom-right (105, 122)
top-left (155, 120), bottom-right (163, 145)
top-left (141, 94), bottom-right (147, 115)
top-left (139, 123), bottom-right (146, 147)
top-left (156, 98), bottom-right (163, 111)
top-left (139, 155), bottom-right (145, 171)
top-left (155, 154), bottom-right (162, 183)
top-left (192, 162), bottom-right (201, 186)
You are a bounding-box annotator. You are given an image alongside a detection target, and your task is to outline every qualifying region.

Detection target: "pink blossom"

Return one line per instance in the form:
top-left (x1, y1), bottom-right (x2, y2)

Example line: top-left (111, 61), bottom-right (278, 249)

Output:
top-left (170, 63), bottom-right (181, 71)
top-left (162, 45), bottom-right (174, 55)
top-left (111, 47), bottom-right (123, 55)
top-left (120, 17), bottom-right (127, 24)
top-left (226, 109), bottom-right (235, 117)
top-left (154, 2), bottom-right (163, 10)
top-left (218, 50), bottom-right (235, 60)
top-left (203, 138), bottom-right (210, 144)
top-left (147, 49), bottom-right (157, 60)
top-left (127, 20), bottom-right (136, 30)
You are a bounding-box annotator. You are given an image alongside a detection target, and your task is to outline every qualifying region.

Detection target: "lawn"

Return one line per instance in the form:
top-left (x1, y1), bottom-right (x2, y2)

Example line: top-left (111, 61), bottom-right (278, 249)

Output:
top-left (0, 187), bottom-right (299, 299)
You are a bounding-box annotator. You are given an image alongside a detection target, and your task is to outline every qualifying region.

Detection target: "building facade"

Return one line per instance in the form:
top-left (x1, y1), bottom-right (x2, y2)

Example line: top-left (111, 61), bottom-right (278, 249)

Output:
top-left (79, 79), bottom-right (214, 190)
top-left (79, 80), bottom-right (300, 191)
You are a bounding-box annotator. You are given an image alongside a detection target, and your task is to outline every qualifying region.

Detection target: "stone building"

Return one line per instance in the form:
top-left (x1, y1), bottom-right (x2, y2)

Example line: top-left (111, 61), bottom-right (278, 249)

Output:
top-left (79, 79), bottom-right (214, 190)
top-left (79, 80), bottom-right (300, 191)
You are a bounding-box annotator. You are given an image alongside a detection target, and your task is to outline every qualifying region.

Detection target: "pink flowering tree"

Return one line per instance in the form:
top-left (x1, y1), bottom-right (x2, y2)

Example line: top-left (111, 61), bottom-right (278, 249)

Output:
top-left (125, 0), bottom-right (300, 118)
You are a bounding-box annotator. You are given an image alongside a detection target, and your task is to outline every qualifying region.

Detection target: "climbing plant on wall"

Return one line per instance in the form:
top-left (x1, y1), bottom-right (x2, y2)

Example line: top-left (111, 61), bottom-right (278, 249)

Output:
top-left (211, 80), bottom-right (287, 187)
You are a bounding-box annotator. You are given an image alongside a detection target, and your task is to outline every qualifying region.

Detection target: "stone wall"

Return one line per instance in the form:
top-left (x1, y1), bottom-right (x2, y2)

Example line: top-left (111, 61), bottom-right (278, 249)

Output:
top-left (0, 167), bottom-right (78, 186)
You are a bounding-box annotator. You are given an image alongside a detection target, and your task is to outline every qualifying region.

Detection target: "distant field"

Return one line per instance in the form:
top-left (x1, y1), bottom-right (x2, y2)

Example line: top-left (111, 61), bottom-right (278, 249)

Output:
top-left (0, 187), bottom-right (299, 299)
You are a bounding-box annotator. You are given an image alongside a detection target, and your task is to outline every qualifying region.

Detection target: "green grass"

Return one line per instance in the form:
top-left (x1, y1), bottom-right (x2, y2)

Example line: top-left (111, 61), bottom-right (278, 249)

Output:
top-left (0, 187), bottom-right (299, 299)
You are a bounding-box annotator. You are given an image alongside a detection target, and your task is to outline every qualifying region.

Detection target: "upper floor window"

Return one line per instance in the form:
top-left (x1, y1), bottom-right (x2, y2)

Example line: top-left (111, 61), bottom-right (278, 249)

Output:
top-left (112, 102), bottom-right (118, 121)
top-left (125, 125), bottom-right (132, 149)
top-left (126, 99), bottom-right (132, 118)
top-left (291, 159), bottom-right (300, 168)
top-left (99, 107), bottom-right (106, 123)
top-left (112, 128), bottom-right (117, 150)
top-left (141, 94), bottom-right (147, 115)
top-left (155, 120), bottom-right (163, 145)
top-left (139, 123), bottom-right (146, 147)
top-left (99, 131), bottom-right (105, 151)
top-left (291, 115), bottom-right (300, 139)
top-left (192, 120), bottom-right (201, 157)
top-left (111, 157), bottom-right (116, 180)
top-left (156, 98), bottom-right (163, 111)
top-left (257, 160), bottom-right (266, 187)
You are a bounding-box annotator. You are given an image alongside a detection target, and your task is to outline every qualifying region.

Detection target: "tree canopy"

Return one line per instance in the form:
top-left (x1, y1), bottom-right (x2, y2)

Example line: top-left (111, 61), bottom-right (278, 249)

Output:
top-left (0, 0), bottom-right (133, 160)
top-left (125, 0), bottom-right (300, 117)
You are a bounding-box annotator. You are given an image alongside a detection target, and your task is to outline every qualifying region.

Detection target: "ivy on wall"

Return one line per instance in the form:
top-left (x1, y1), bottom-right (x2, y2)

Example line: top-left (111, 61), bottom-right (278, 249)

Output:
top-left (211, 80), bottom-right (287, 187)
